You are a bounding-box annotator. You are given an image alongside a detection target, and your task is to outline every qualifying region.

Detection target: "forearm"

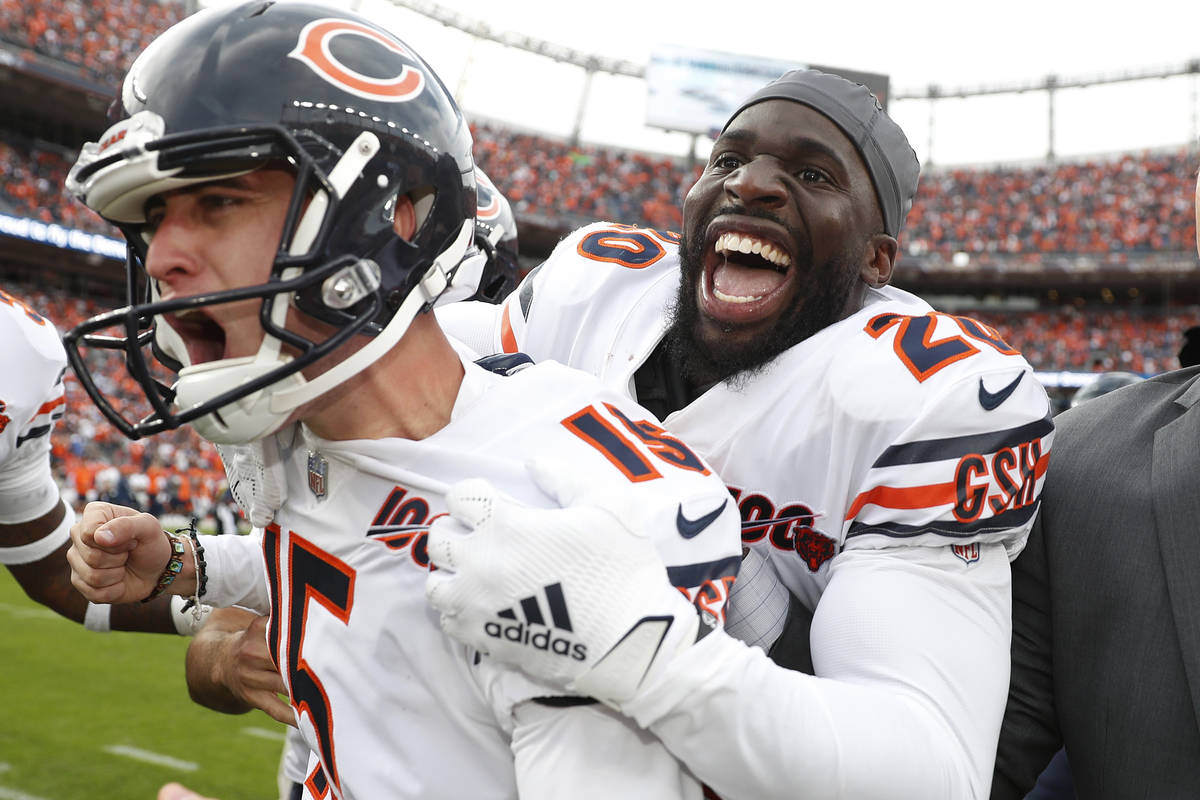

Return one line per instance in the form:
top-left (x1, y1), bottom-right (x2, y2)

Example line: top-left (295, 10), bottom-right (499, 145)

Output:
top-left (512, 700), bottom-right (701, 800)
top-left (8, 540), bottom-right (181, 634)
top-left (630, 631), bottom-right (968, 799)
top-left (624, 546), bottom-right (1012, 800)
top-left (167, 532), bottom-right (269, 613)
top-left (185, 606), bottom-right (261, 714)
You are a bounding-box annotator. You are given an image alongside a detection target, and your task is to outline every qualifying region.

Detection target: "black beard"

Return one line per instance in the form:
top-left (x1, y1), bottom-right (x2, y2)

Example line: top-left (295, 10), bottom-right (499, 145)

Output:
top-left (664, 225), bottom-right (864, 390)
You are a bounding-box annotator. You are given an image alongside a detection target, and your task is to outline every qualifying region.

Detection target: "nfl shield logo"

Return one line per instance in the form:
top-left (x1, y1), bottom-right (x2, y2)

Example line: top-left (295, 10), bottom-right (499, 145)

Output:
top-left (952, 543), bottom-right (981, 564)
top-left (307, 451), bottom-right (328, 500)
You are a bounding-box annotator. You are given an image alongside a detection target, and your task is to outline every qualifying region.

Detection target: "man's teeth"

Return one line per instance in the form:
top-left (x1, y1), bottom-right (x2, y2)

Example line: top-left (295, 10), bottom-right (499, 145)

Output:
top-left (713, 288), bottom-right (762, 303)
top-left (714, 232), bottom-right (792, 268)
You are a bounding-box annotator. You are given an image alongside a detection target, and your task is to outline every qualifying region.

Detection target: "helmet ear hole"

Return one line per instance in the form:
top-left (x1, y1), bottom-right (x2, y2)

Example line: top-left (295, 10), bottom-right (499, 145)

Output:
top-left (391, 193), bottom-right (419, 241)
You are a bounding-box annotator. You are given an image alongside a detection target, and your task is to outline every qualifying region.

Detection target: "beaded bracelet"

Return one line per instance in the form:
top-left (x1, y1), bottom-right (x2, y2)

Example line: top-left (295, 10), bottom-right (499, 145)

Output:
top-left (143, 531), bottom-right (186, 602)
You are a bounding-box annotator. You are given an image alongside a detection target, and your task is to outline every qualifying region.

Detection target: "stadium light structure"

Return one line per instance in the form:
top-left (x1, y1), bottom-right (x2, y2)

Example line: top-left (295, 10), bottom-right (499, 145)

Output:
top-left (385, 0), bottom-right (641, 145)
top-left (387, 0), bottom-right (1200, 162)
top-left (898, 62), bottom-right (1200, 162)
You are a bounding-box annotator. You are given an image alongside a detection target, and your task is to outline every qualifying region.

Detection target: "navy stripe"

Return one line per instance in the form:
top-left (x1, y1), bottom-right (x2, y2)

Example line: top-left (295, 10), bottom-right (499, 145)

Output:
top-left (372, 488), bottom-right (405, 526)
top-left (16, 424), bottom-right (51, 446)
top-left (846, 501), bottom-right (1040, 541)
top-left (366, 524), bottom-right (429, 536)
top-left (666, 555), bottom-right (742, 588)
top-left (872, 415), bottom-right (1053, 469)
top-left (520, 595), bottom-right (545, 625)
top-left (474, 352), bottom-right (534, 375)
top-left (497, 608), bottom-right (517, 620)
top-left (544, 582), bottom-right (572, 631)
top-left (568, 412), bottom-right (658, 479)
top-left (519, 265), bottom-right (540, 320)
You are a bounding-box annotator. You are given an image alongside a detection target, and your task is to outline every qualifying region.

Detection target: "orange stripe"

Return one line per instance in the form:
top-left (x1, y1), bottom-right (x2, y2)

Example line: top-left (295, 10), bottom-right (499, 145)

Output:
top-left (846, 480), bottom-right (957, 520)
top-left (35, 396), bottom-right (66, 415)
top-left (500, 303), bottom-right (517, 354)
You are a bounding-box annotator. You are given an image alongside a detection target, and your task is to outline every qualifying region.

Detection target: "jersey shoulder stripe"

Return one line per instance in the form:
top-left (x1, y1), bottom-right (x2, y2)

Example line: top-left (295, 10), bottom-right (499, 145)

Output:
top-left (870, 415), bottom-right (1054, 469)
top-left (846, 500), bottom-right (1041, 541)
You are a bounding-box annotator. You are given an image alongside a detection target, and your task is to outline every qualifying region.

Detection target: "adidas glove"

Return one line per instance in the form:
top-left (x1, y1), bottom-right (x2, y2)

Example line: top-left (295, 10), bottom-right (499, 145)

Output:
top-left (425, 461), bottom-right (704, 708)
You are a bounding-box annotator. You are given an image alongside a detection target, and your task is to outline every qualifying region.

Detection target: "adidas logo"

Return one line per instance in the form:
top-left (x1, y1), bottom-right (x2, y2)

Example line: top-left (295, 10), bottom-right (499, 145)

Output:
top-left (485, 582), bottom-right (587, 662)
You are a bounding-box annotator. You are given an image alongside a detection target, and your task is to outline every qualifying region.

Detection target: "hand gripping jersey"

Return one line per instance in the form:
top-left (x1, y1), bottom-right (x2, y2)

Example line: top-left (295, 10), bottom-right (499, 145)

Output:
top-left (437, 222), bottom-right (1055, 799)
top-left (0, 289), bottom-right (67, 528)
top-left (209, 355), bottom-right (740, 800)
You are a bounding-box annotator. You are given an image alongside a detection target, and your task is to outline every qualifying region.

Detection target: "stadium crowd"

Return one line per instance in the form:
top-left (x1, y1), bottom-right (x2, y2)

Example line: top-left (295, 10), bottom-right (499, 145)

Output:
top-left (5, 124), bottom-right (1197, 260)
top-left (974, 305), bottom-right (1200, 375)
top-left (1, 0), bottom-right (1196, 258)
top-left (906, 150), bottom-right (1199, 259)
top-left (0, 0), bottom-right (184, 87)
top-left (0, 136), bottom-right (114, 235)
top-left (6, 280), bottom-right (237, 530)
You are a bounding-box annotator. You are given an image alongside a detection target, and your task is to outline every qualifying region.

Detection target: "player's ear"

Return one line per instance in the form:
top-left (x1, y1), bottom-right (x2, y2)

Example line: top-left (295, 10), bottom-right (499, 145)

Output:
top-left (860, 233), bottom-right (897, 288)
top-left (393, 194), bottom-right (417, 240)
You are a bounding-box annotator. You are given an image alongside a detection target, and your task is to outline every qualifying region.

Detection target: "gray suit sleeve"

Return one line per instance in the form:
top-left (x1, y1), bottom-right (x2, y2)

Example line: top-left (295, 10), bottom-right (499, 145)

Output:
top-left (992, 511), bottom-right (1062, 798)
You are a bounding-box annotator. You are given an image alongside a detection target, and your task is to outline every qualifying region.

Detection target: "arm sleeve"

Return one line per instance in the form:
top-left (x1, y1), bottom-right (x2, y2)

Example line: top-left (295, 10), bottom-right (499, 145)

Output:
top-left (0, 402), bottom-right (61, 527)
top-left (622, 544), bottom-right (1013, 800)
top-left (199, 530), bottom-right (270, 613)
top-left (992, 514), bottom-right (1060, 799)
top-left (510, 700), bottom-right (702, 800)
top-left (0, 434), bottom-right (61, 524)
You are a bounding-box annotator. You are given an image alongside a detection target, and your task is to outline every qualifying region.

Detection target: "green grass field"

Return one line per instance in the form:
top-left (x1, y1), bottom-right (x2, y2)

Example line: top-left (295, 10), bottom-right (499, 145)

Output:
top-left (0, 569), bottom-right (289, 800)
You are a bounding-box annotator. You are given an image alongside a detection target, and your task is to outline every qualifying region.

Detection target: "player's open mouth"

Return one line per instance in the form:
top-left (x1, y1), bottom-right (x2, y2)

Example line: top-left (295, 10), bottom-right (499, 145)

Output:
top-left (700, 223), bottom-right (795, 323)
top-left (166, 309), bottom-right (228, 365)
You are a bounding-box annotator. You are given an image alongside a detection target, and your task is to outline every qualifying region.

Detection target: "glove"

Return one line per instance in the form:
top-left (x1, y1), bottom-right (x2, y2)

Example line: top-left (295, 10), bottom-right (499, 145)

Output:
top-left (425, 460), bottom-right (703, 707)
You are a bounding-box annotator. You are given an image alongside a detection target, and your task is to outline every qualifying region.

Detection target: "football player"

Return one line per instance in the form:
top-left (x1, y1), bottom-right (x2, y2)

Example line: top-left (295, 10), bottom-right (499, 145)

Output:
top-left (183, 165), bottom-right (527, 798)
top-left (431, 69), bottom-right (1055, 799)
top-left (63, 3), bottom-right (739, 799)
top-left (0, 285), bottom-right (207, 635)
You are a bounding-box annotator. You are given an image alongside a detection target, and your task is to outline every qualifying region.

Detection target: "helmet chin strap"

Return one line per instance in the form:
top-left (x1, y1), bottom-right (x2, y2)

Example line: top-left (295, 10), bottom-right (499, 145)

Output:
top-left (267, 216), bottom-right (474, 414)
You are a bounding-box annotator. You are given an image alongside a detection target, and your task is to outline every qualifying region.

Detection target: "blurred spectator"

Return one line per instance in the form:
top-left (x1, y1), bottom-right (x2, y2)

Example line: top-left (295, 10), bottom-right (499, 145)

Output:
top-left (970, 306), bottom-right (1200, 375)
top-left (0, 0), bottom-right (185, 88)
top-left (0, 135), bottom-right (115, 236)
top-left (905, 149), bottom-right (1197, 258)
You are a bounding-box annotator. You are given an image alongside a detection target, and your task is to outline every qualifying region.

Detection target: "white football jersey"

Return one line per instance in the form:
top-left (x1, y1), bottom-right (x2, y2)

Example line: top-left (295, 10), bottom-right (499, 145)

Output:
top-left (260, 356), bottom-right (740, 800)
top-left (437, 223), bottom-right (1055, 798)
top-left (441, 222), bottom-right (1053, 611)
top-left (0, 288), bottom-right (67, 524)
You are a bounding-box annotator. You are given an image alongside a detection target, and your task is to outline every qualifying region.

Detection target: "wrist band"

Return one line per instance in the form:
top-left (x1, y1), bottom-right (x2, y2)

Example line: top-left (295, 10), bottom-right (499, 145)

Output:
top-left (178, 522), bottom-right (208, 625)
top-left (170, 594), bottom-right (212, 636)
top-left (143, 531), bottom-right (187, 602)
top-left (84, 601), bottom-right (112, 633)
top-left (0, 504), bottom-right (74, 565)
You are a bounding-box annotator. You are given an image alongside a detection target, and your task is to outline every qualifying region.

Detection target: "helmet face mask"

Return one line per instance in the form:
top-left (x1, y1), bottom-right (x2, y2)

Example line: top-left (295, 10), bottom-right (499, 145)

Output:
top-left (64, 0), bottom-right (477, 443)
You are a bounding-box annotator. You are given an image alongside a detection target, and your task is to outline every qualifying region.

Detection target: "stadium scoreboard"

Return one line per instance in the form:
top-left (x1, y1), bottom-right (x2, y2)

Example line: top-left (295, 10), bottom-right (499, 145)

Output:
top-left (645, 44), bottom-right (890, 137)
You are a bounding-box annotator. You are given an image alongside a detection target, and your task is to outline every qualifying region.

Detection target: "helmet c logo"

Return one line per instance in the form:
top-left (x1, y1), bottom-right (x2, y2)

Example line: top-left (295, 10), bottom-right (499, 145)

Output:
top-left (475, 170), bottom-right (501, 219)
top-left (289, 19), bottom-right (425, 102)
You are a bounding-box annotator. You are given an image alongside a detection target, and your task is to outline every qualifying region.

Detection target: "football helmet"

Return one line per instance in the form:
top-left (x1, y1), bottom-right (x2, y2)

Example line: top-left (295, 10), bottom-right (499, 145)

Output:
top-left (63, 0), bottom-right (476, 443)
top-left (471, 168), bottom-right (521, 302)
top-left (436, 168), bottom-right (521, 306)
top-left (1069, 371), bottom-right (1143, 408)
